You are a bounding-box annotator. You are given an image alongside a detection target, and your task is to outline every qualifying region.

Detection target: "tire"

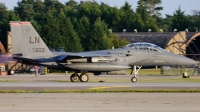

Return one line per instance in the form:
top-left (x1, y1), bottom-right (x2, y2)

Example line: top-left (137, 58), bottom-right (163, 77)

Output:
top-left (70, 74), bottom-right (79, 82)
top-left (131, 77), bottom-right (137, 83)
top-left (79, 73), bottom-right (89, 82)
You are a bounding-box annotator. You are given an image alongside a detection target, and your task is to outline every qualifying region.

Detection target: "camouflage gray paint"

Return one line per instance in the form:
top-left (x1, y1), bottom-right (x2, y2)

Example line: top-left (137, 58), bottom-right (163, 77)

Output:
top-left (10, 21), bottom-right (198, 82)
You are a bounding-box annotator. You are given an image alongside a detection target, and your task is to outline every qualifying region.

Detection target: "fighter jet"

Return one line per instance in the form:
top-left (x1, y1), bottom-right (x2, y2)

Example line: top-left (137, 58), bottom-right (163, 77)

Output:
top-left (10, 21), bottom-right (197, 83)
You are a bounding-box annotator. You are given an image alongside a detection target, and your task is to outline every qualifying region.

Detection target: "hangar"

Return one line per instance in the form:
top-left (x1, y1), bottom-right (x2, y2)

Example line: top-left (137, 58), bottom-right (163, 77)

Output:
top-left (0, 32), bottom-right (31, 75)
top-left (0, 42), bottom-right (6, 53)
top-left (115, 31), bottom-right (200, 61)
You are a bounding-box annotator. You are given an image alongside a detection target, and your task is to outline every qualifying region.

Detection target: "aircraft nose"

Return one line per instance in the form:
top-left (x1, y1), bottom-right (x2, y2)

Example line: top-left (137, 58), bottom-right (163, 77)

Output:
top-left (177, 56), bottom-right (198, 66)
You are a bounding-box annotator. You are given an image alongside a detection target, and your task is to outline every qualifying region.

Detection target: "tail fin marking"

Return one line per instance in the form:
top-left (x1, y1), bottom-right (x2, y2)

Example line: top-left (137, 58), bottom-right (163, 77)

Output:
top-left (10, 22), bottom-right (21, 55)
top-left (19, 22), bottom-right (53, 57)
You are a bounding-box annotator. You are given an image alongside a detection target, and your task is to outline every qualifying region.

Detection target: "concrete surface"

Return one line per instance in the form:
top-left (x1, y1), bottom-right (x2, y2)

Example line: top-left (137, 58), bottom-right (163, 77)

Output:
top-left (0, 75), bottom-right (200, 112)
top-left (0, 75), bottom-right (200, 90)
top-left (0, 93), bottom-right (200, 112)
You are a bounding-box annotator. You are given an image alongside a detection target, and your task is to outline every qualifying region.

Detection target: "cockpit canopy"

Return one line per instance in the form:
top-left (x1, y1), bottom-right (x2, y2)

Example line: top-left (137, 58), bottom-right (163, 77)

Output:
top-left (124, 42), bottom-right (165, 52)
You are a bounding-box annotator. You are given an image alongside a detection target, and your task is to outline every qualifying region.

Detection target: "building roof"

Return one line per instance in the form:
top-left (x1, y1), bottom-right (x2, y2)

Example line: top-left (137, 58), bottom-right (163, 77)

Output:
top-left (186, 32), bottom-right (200, 40)
top-left (114, 32), bottom-right (198, 48)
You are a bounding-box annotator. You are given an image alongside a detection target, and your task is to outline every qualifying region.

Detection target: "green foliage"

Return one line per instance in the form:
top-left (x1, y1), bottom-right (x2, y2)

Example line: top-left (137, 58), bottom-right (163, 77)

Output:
top-left (33, 0), bottom-right (45, 13)
top-left (142, 0), bottom-right (163, 17)
top-left (110, 7), bottom-right (124, 32)
top-left (171, 7), bottom-right (189, 31)
top-left (0, 3), bottom-right (19, 51)
top-left (0, 3), bottom-right (7, 20)
top-left (77, 16), bottom-right (90, 51)
top-left (188, 14), bottom-right (200, 32)
top-left (120, 2), bottom-right (135, 32)
top-left (136, 0), bottom-right (159, 31)
top-left (87, 18), bottom-right (111, 50)
top-left (100, 3), bottom-right (112, 28)
top-left (66, 0), bottom-right (78, 8)
top-left (78, 1), bottom-right (101, 23)
top-left (59, 15), bottom-right (82, 52)
top-left (0, 0), bottom-right (199, 52)
top-left (14, 0), bottom-right (34, 20)
top-left (42, 10), bottom-right (60, 49)
top-left (108, 34), bottom-right (130, 48)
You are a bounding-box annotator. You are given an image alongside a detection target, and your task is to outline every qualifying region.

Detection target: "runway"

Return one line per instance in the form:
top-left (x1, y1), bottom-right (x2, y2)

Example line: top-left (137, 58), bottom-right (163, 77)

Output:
top-left (0, 75), bottom-right (200, 112)
top-left (0, 74), bottom-right (200, 90)
top-left (0, 82), bottom-right (200, 89)
top-left (0, 93), bottom-right (200, 112)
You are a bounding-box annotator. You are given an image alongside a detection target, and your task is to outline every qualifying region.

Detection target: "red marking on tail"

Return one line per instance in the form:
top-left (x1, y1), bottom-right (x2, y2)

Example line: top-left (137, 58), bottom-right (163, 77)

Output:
top-left (20, 22), bottom-right (31, 25)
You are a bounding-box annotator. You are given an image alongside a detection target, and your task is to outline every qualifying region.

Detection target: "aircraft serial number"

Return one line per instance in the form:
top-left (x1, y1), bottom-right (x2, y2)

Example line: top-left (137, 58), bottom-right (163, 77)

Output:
top-left (32, 48), bottom-right (45, 52)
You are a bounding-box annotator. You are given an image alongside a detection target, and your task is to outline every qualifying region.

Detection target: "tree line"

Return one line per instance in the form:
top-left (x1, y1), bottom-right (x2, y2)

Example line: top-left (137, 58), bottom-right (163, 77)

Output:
top-left (0, 0), bottom-right (200, 52)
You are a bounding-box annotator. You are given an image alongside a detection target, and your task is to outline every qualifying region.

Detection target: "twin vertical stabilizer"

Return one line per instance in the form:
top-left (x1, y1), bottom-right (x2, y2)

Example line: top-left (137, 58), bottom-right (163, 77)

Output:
top-left (10, 21), bottom-right (53, 57)
top-left (10, 22), bottom-right (21, 55)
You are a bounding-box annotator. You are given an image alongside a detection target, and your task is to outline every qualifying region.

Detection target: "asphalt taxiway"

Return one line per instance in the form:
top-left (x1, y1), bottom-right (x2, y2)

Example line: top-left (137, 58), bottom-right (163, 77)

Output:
top-left (0, 82), bottom-right (200, 90)
top-left (0, 93), bottom-right (200, 112)
top-left (0, 74), bottom-right (200, 112)
top-left (0, 74), bottom-right (200, 90)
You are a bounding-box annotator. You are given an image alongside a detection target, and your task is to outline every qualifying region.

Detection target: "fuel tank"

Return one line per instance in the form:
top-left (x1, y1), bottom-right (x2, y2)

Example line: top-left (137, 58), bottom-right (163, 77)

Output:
top-left (65, 63), bottom-right (130, 71)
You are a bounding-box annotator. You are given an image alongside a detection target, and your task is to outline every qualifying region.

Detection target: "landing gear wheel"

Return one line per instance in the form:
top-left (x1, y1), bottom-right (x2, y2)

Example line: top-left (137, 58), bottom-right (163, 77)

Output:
top-left (70, 74), bottom-right (79, 82)
top-left (131, 77), bottom-right (137, 83)
top-left (79, 73), bottom-right (89, 82)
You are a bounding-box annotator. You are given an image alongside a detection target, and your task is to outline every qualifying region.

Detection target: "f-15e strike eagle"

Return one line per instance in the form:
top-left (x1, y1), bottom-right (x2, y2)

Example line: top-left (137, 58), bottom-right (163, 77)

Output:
top-left (10, 21), bottom-right (197, 83)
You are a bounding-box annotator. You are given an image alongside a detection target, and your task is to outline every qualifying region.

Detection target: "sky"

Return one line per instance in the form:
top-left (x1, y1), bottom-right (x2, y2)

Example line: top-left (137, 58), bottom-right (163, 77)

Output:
top-left (1, 0), bottom-right (200, 17)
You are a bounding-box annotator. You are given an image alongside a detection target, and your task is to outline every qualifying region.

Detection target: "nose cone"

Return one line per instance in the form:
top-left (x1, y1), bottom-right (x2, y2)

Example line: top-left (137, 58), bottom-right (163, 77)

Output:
top-left (177, 56), bottom-right (198, 66)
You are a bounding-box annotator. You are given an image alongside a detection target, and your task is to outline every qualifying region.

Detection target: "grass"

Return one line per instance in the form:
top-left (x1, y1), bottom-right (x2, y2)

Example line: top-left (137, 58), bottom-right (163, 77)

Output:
top-left (48, 68), bottom-right (200, 83)
top-left (127, 69), bottom-right (160, 75)
top-left (0, 89), bottom-right (200, 93)
top-left (127, 68), bottom-right (198, 76)
top-left (0, 80), bottom-right (16, 82)
top-left (51, 77), bottom-right (200, 83)
top-left (0, 68), bottom-right (199, 93)
top-left (137, 77), bottom-right (200, 83)
top-left (49, 68), bottom-right (191, 76)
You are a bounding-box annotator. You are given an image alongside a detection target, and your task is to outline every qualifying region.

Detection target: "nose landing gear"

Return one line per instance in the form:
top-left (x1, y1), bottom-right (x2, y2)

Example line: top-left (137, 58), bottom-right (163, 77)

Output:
top-left (130, 66), bottom-right (142, 83)
top-left (131, 76), bottom-right (137, 83)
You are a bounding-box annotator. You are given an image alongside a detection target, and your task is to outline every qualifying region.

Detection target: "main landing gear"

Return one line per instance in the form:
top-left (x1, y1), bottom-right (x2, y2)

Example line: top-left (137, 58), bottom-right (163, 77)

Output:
top-left (70, 73), bottom-right (89, 82)
top-left (130, 66), bottom-right (142, 83)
